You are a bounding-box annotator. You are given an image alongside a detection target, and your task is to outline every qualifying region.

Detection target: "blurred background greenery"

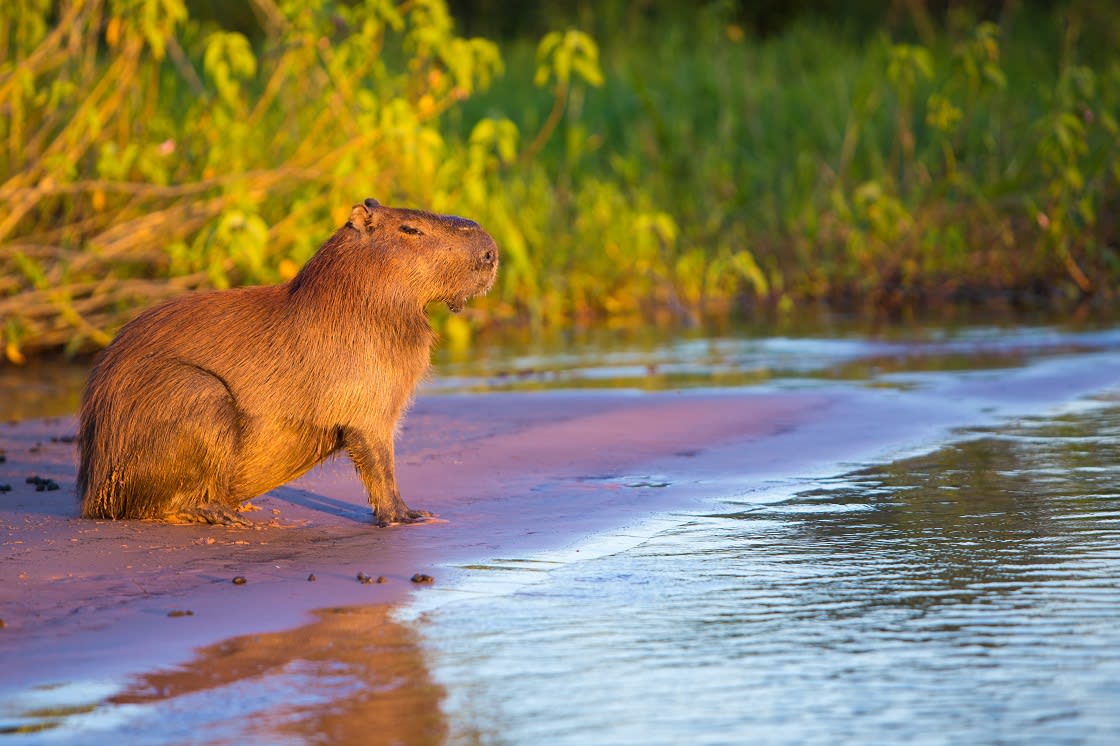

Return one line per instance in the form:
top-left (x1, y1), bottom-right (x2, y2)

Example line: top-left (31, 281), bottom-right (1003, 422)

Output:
top-left (1, 0), bottom-right (1117, 361)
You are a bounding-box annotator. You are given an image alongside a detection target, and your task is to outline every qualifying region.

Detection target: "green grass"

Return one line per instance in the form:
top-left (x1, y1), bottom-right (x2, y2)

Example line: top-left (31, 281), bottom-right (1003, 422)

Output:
top-left (446, 2), bottom-right (1119, 326)
top-left (1, 1), bottom-right (1118, 361)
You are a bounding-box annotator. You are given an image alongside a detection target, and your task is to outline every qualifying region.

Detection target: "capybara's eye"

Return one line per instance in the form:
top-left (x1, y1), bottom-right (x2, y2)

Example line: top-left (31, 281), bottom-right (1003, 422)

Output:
top-left (399, 224), bottom-right (423, 236)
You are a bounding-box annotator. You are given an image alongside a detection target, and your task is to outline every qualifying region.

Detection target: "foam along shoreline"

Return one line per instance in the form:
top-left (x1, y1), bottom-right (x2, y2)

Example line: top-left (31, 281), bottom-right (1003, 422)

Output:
top-left (2, 351), bottom-right (1120, 733)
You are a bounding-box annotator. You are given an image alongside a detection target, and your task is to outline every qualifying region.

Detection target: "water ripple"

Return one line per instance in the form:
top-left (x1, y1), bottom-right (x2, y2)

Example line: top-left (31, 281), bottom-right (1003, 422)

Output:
top-left (421, 403), bottom-right (1120, 746)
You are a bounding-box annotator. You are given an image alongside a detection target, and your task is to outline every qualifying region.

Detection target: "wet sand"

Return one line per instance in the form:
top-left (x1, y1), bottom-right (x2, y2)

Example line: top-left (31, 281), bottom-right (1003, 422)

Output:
top-left (1, 391), bottom-right (829, 686)
top-left (3, 355), bottom-right (1120, 738)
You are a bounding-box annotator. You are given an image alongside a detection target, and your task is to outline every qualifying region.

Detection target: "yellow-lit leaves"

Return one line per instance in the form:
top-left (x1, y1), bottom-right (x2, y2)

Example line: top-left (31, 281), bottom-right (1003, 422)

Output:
top-left (926, 93), bottom-right (962, 134)
top-left (108, 0), bottom-right (187, 59)
top-left (534, 30), bottom-right (604, 90)
top-left (724, 249), bottom-right (770, 298)
top-left (203, 32), bottom-right (257, 107)
top-left (886, 44), bottom-right (933, 91)
top-left (442, 37), bottom-right (504, 95)
top-left (952, 22), bottom-right (1005, 93)
top-left (6, 0), bottom-right (52, 54)
top-left (406, 0), bottom-right (502, 97)
top-left (213, 210), bottom-right (270, 282)
top-left (635, 212), bottom-right (678, 249)
top-left (851, 181), bottom-right (912, 242)
top-left (469, 118), bottom-right (519, 173)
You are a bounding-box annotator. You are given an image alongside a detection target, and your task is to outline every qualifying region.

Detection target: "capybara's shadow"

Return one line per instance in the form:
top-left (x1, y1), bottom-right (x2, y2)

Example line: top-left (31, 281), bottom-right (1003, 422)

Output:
top-left (270, 486), bottom-right (375, 524)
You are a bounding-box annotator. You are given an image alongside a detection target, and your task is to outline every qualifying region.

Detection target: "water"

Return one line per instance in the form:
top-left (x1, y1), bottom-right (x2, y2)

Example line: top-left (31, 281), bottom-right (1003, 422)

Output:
top-left (414, 397), bottom-right (1120, 745)
top-left (406, 323), bottom-right (1120, 746)
top-left (429, 323), bottom-right (1120, 393)
top-left (4, 321), bottom-right (1120, 744)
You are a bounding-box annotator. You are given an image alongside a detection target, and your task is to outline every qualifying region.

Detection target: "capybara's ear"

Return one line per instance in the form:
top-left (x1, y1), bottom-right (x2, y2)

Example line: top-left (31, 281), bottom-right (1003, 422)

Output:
top-left (348, 200), bottom-right (378, 233)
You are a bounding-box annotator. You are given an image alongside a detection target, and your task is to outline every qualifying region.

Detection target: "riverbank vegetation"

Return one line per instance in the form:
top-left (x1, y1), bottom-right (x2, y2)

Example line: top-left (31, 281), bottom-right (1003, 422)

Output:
top-left (2, 0), bottom-right (1118, 361)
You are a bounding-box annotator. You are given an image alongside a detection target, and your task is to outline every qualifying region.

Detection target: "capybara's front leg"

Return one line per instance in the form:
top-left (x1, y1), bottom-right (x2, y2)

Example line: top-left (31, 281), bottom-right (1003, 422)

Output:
top-left (344, 429), bottom-right (431, 526)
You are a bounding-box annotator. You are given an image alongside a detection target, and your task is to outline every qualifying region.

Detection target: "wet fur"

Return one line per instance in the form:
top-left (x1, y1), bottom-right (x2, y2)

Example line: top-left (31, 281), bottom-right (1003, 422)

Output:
top-left (77, 199), bottom-right (498, 524)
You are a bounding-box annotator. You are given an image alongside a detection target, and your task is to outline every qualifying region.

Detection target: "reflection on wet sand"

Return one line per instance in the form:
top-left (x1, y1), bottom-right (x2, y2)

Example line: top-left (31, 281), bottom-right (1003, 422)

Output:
top-left (110, 605), bottom-right (447, 745)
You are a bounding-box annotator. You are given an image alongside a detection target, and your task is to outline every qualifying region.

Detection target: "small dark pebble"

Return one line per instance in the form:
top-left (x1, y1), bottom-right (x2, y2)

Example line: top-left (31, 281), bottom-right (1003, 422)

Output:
top-left (167, 610), bottom-right (194, 618)
top-left (0, 484), bottom-right (11, 493)
top-left (232, 576), bottom-right (247, 585)
top-left (25, 475), bottom-right (59, 491)
top-left (29, 476), bottom-right (61, 492)
top-left (357, 572), bottom-right (374, 585)
top-left (28, 443), bottom-right (41, 454)
top-left (410, 573), bottom-right (434, 584)
top-left (307, 573), bottom-right (317, 582)
top-left (50, 435), bottom-right (76, 444)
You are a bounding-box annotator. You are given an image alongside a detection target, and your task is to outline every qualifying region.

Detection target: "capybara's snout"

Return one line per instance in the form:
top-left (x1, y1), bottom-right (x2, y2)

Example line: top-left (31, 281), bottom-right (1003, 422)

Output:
top-left (444, 214), bottom-right (499, 271)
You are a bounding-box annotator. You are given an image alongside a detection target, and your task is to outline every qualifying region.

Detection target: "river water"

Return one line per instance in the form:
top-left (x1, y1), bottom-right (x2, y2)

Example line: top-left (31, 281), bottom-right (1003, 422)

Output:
top-left (412, 323), bottom-right (1120, 746)
top-left (4, 320), bottom-right (1120, 744)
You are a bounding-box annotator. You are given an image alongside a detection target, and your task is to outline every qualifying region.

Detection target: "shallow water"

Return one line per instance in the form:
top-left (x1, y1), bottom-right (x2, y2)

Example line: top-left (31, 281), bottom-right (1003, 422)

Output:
top-left (4, 321), bottom-right (1120, 743)
top-left (410, 322), bottom-right (1120, 745)
top-left (412, 395), bottom-right (1120, 745)
top-left (430, 322), bottom-right (1120, 393)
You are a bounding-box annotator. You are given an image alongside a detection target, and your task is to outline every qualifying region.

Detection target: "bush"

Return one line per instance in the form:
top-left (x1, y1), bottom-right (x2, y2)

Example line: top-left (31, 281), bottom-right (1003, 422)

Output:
top-left (2, 1), bottom-right (1118, 362)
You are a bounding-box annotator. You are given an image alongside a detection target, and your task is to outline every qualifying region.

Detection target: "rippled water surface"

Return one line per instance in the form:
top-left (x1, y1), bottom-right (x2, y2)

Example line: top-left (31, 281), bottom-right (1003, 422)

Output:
top-left (5, 322), bottom-right (1120, 744)
top-left (414, 395), bottom-right (1120, 745)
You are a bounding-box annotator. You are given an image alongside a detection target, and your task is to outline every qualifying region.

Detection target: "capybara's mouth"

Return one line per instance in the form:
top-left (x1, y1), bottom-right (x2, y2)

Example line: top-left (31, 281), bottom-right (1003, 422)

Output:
top-left (446, 262), bottom-right (497, 313)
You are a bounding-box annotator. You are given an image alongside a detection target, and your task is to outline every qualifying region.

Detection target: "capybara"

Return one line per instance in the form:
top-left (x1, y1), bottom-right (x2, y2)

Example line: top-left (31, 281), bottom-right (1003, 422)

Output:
top-left (77, 198), bottom-right (499, 526)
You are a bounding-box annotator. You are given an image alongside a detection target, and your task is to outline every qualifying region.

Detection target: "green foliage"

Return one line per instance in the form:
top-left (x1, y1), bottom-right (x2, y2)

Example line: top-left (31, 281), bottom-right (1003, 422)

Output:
top-left (203, 31), bottom-right (256, 106)
top-left (1, 1), bottom-right (1119, 361)
top-left (0, 0), bottom-right (542, 358)
top-left (534, 29), bottom-right (604, 89)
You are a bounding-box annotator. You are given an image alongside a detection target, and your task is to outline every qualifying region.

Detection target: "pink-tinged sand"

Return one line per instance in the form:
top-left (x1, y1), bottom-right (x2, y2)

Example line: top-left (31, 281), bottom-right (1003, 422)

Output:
top-left (3, 354), bottom-right (1120, 696)
top-left (0, 390), bottom-right (828, 688)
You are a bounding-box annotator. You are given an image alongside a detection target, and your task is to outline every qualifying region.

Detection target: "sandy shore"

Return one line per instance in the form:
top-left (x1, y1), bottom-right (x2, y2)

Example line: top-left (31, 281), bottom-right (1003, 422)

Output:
top-left (0, 390), bottom-right (830, 686)
top-left (3, 354), bottom-right (1120, 736)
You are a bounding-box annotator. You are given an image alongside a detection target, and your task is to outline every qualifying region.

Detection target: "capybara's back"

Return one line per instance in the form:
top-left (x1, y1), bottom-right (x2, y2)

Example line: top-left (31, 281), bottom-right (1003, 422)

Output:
top-left (78, 198), bottom-right (498, 525)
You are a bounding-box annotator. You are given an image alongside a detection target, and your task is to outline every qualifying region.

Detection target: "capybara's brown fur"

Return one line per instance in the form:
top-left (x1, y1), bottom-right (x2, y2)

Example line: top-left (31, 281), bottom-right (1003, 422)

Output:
top-left (77, 198), bottom-right (499, 525)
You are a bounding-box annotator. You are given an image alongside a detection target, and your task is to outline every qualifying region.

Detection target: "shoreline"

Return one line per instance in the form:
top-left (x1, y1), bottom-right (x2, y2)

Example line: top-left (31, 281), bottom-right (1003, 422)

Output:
top-left (1, 388), bottom-right (830, 693)
top-left (4, 355), bottom-right (1120, 724)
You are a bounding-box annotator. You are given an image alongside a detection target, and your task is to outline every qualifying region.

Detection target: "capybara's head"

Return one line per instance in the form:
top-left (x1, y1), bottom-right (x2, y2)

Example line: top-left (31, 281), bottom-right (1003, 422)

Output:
top-left (346, 198), bottom-right (499, 313)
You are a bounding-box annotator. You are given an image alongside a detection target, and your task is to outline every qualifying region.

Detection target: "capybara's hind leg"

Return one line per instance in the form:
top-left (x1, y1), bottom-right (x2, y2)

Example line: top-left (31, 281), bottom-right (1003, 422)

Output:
top-left (167, 504), bottom-right (254, 527)
top-left (137, 364), bottom-right (247, 524)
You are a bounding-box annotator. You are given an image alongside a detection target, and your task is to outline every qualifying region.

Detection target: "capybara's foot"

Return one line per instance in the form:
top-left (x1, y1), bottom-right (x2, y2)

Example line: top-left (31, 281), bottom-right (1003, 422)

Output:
top-left (168, 504), bottom-right (255, 528)
top-left (376, 509), bottom-right (436, 528)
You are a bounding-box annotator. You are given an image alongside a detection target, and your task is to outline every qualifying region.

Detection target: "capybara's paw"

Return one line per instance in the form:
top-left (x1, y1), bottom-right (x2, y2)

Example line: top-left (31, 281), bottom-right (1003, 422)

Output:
top-left (168, 504), bottom-right (255, 528)
top-left (376, 509), bottom-right (436, 528)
